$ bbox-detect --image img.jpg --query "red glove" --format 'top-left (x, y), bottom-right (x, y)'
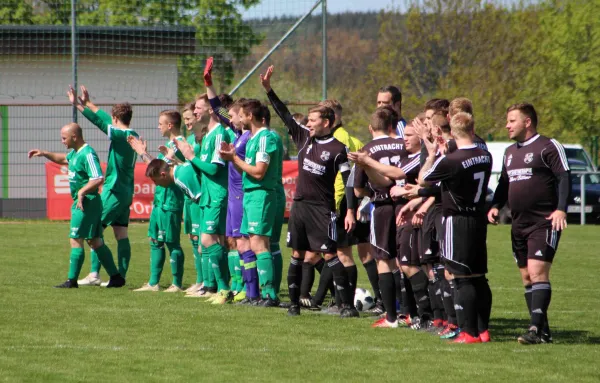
top-left (204, 57), bottom-right (213, 87)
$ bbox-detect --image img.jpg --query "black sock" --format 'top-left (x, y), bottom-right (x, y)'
top-left (531, 282), bottom-right (552, 332)
top-left (287, 258), bottom-right (302, 305)
top-left (300, 262), bottom-right (315, 298)
top-left (435, 266), bottom-right (447, 320)
top-left (363, 259), bottom-right (381, 301)
top-left (409, 270), bottom-right (432, 320)
top-left (328, 257), bottom-right (352, 306)
top-left (401, 272), bottom-right (418, 317)
top-left (315, 258), bottom-right (325, 273)
top-left (313, 262), bottom-right (332, 305)
top-left (393, 269), bottom-right (403, 311)
top-left (452, 279), bottom-right (464, 328)
top-left (346, 265), bottom-right (358, 305)
top-left (379, 272), bottom-right (397, 322)
top-left (429, 276), bottom-right (444, 321)
top-left (524, 284), bottom-right (533, 318)
top-left (455, 277), bottom-right (478, 337)
top-left (442, 278), bottom-right (457, 325)
top-left (473, 275), bottom-right (492, 333)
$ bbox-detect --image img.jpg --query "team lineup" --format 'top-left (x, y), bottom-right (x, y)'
top-left (28, 57), bottom-right (570, 345)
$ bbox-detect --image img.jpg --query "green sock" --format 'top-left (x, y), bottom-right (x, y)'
top-left (117, 238), bottom-right (131, 278)
top-left (228, 251), bottom-right (239, 291)
top-left (167, 243), bottom-right (184, 288)
top-left (236, 257), bottom-right (244, 292)
top-left (271, 243), bottom-right (283, 295)
top-left (201, 245), bottom-right (215, 288)
top-left (68, 247), bottom-right (85, 280)
top-left (207, 243), bottom-right (229, 292)
top-left (191, 239), bottom-right (203, 284)
top-left (149, 241), bottom-right (166, 286)
top-left (89, 249), bottom-right (101, 274)
top-left (257, 251), bottom-right (275, 299)
top-left (94, 244), bottom-right (119, 277)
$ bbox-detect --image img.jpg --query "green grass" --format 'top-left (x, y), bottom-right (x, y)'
top-left (0, 222), bottom-right (599, 382)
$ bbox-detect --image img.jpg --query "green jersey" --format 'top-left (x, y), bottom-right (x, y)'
top-left (197, 124), bottom-right (230, 207)
top-left (186, 133), bottom-right (202, 157)
top-left (81, 108), bottom-right (138, 197)
top-left (66, 144), bottom-right (103, 201)
top-left (173, 162), bottom-right (202, 202)
top-left (153, 137), bottom-right (185, 211)
top-left (225, 127), bottom-right (237, 144)
top-left (270, 130), bottom-right (285, 188)
top-left (243, 127), bottom-right (281, 191)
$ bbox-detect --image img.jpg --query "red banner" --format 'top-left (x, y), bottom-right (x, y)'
top-left (45, 161), bottom-right (299, 220)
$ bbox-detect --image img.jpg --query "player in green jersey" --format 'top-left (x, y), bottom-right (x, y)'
top-left (28, 123), bottom-right (125, 288)
top-left (219, 99), bottom-right (283, 306)
top-left (182, 103), bottom-right (211, 293)
top-left (173, 94), bottom-right (232, 304)
top-left (67, 86), bottom-right (138, 287)
top-left (128, 111), bottom-right (186, 292)
top-left (261, 105), bottom-right (286, 297)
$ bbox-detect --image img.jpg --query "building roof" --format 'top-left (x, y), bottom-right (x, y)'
top-left (0, 26), bottom-right (196, 55)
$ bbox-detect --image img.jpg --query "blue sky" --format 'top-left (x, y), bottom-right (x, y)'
top-left (240, 0), bottom-right (399, 19)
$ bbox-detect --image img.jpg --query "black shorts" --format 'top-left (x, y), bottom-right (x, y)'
top-left (511, 222), bottom-right (561, 268)
top-left (398, 224), bottom-right (420, 266)
top-left (420, 204), bottom-right (441, 264)
top-left (369, 203), bottom-right (397, 261)
top-left (287, 200), bottom-right (337, 253)
top-left (441, 215), bottom-right (487, 276)
top-left (353, 221), bottom-right (370, 244)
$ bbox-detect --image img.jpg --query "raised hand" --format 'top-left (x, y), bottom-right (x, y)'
top-left (78, 85), bottom-right (90, 105)
top-left (218, 141), bottom-right (236, 161)
top-left (28, 149), bottom-right (44, 159)
top-left (158, 145), bottom-right (176, 161)
top-left (259, 65), bottom-right (274, 92)
top-left (67, 85), bottom-right (78, 105)
top-left (204, 57), bottom-right (213, 87)
top-left (127, 136), bottom-right (148, 156)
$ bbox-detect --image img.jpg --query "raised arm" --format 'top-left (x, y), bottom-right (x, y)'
top-left (127, 136), bottom-right (153, 164)
top-left (204, 57), bottom-right (236, 130)
top-left (69, 85), bottom-right (110, 134)
top-left (28, 149), bottom-right (68, 165)
top-left (260, 66), bottom-right (307, 145)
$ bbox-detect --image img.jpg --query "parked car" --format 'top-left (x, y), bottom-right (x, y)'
top-left (487, 142), bottom-right (600, 224)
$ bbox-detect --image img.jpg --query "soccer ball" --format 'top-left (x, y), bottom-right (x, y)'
top-left (354, 287), bottom-right (375, 311)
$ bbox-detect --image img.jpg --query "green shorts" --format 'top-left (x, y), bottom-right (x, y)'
top-left (241, 189), bottom-right (275, 237)
top-left (200, 204), bottom-right (227, 235)
top-left (101, 190), bottom-right (132, 227)
top-left (148, 206), bottom-right (183, 244)
top-left (69, 195), bottom-right (103, 239)
top-left (184, 199), bottom-right (202, 236)
top-left (270, 187), bottom-right (286, 244)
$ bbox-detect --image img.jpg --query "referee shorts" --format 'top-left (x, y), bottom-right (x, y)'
top-left (441, 215), bottom-right (487, 276)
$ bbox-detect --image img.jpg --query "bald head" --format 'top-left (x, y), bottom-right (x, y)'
top-left (61, 123), bottom-right (83, 138)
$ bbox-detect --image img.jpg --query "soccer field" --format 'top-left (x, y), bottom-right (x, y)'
top-left (0, 222), bottom-right (599, 382)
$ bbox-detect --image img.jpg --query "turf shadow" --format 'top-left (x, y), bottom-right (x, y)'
top-left (490, 317), bottom-right (600, 344)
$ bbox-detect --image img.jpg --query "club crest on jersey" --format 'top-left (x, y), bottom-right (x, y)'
top-left (524, 153), bottom-right (534, 164)
top-left (320, 151), bottom-right (330, 161)
top-left (506, 154), bottom-right (512, 167)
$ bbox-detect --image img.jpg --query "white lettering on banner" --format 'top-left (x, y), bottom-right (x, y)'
top-left (282, 177), bottom-right (296, 185)
top-left (131, 201), bottom-right (152, 215)
top-left (134, 183), bottom-right (156, 195)
top-left (303, 158), bottom-right (326, 175)
top-left (54, 174), bottom-right (70, 194)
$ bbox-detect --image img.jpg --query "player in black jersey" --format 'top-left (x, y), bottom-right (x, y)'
top-left (352, 121), bottom-right (435, 329)
top-left (351, 108), bottom-right (407, 327)
top-left (420, 112), bottom-right (493, 344)
top-left (488, 103), bottom-right (570, 345)
top-left (377, 86), bottom-right (406, 139)
top-left (260, 66), bottom-right (359, 318)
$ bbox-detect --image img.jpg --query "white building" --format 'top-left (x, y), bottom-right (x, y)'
top-left (0, 26), bottom-right (196, 217)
